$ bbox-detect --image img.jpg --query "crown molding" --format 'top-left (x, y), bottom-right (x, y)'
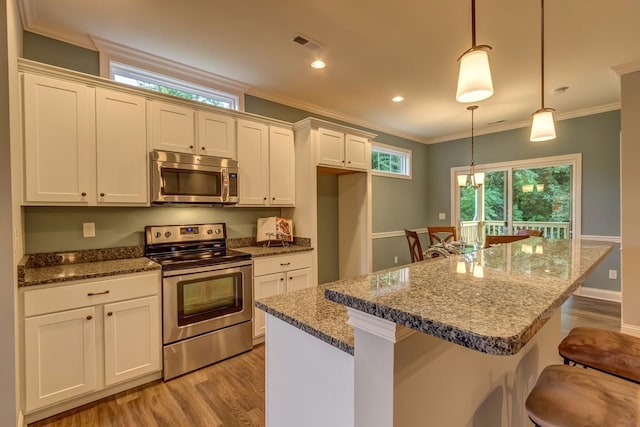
top-left (429, 102), bottom-right (621, 144)
top-left (248, 88), bottom-right (431, 145)
top-left (612, 60), bottom-right (640, 76)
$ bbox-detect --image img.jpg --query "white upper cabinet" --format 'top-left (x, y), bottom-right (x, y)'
top-left (148, 101), bottom-right (196, 154)
top-left (96, 88), bottom-right (148, 204)
top-left (237, 119), bottom-right (270, 205)
top-left (22, 73), bottom-right (148, 206)
top-left (317, 127), bottom-right (345, 168)
top-left (268, 126), bottom-right (295, 206)
top-left (198, 111), bottom-right (236, 158)
top-left (23, 73), bottom-right (95, 204)
top-left (236, 120), bottom-right (294, 207)
top-left (317, 127), bottom-right (370, 171)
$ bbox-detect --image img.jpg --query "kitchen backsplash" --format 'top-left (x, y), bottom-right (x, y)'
top-left (24, 206), bottom-right (282, 253)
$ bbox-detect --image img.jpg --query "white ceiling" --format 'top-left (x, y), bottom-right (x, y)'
top-left (18, 0), bottom-right (640, 143)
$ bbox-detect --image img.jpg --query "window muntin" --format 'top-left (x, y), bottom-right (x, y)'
top-left (110, 62), bottom-right (239, 110)
top-left (371, 143), bottom-right (412, 179)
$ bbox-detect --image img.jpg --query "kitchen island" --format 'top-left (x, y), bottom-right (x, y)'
top-left (256, 238), bottom-right (614, 427)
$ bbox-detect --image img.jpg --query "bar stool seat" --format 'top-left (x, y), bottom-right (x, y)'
top-left (559, 327), bottom-right (640, 383)
top-left (525, 365), bottom-right (640, 427)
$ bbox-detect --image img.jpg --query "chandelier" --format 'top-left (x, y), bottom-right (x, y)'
top-left (530, 0), bottom-right (556, 141)
top-left (458, 105), bottom-right (484, 189)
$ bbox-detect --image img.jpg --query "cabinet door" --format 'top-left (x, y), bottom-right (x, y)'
top-left (253, 272), bottom-right (286, 338)
top-left (104, 296), bottom-right (161, 386)
top-left (317, 127), bottom-right (345, 168)
top-left (286, 267), bottom-right (313, 292)
top-left (198, 111), bottom-right (236, 158)
top-left (96, 88), bottom-right (148, 204)
top-left (345, 134), bottom-right (369, 170)
top-left (268, 126), bottom-right (295, 206)
top-left (237, 119), bottom-right (269, 205)
top-left (23, 73), bottom-right (95, 204)
top-left (149, 101), bottom-right (195, 154)
top-left (25, 307), bottom-right (97, 411)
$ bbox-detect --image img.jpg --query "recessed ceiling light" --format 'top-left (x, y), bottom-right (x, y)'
top-left (311, 60), bottom-right (326, 69)
top-left (392, 96), bottom-right (404, 102)
top-left (551, 86), bottom-right (570, 95)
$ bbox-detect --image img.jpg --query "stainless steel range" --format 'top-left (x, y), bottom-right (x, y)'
top-left (145, 223), bottom-right (253, 380)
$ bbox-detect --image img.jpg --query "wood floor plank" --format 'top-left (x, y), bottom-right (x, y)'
top-left (30, 298), bottom-right (621, 427)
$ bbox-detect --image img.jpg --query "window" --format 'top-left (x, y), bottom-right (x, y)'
top-left (371, 143), bottom-right (412, 179)
top-left (110, 62), bottom-right (239, 110)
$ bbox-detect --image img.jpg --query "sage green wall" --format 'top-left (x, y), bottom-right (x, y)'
top-left (317, 174), bottom-right (339, 284)
top-left (24, 206), bottom-right (280, 253)
top-left (23, 31), bottom-right (99, 75)
top-left (426, 110), bottom-right (621, 291)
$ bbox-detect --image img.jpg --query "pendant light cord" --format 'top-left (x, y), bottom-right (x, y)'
top-left (471, 0), bottom-right (477, 47)
top-left (540, 0), bottom-right (545, 109)
top-left (471, 107), bottom-right (475, 166)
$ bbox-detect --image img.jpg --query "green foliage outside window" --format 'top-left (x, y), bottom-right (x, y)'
top-left (372, 151), bottom-right (403, 174)
top-left (460, 165), bottom-right (571, 223)
top-left (134, 81), bottom-right (231, 108)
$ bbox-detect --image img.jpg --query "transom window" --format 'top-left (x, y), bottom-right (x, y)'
top-left (110, 62), bottom-right (239, 110)
top-left (371, 143), bottom-right (412, 179)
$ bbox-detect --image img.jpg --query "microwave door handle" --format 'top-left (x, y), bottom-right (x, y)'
top-left (222, 169), bottom-right (229, 202)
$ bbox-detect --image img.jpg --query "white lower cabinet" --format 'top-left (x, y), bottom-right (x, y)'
top-left (253, 252), bottom-right (314, 338)
top-left (23, 272), bottom-right (161, 413)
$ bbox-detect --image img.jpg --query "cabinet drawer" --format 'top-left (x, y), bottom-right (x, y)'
top-left (253, 252), bottom-right (312, 276)
top-left (24, 272), bottom-right (160, 317)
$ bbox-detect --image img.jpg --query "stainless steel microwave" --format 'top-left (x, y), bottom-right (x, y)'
top-left (150, 150), bottom-right (239, 205)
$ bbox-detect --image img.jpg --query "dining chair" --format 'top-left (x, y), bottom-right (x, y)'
top-left (515, 229), bottom-right (543, 237)
top-left (483, 234), bottom-right (529, 248)
top-left (404, 229), bottom-right (424, 263)
top-left (427, 226), bottom-right (457, 246)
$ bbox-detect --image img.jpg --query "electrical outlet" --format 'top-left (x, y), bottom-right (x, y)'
top-left (438, 213), bottom-right (446, 220)
top-left (609, 269), bottom-right (618, 280)
top-left (394, 256), bottom-right (398, 264)
top-left (83, 222), bottom-right (96, 238)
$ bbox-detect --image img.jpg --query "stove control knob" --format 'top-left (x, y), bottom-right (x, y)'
top-left (165, 231), bottom-right (172, 238)
top-left (207, 229), bottom-right (213, 235)
top-left (215, 229), bottom-right (221, 235)
top-left (154, 232), bottom-right (162, 238)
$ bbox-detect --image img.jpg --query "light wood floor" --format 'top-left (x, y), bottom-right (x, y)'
top-left (30, 295), bottom-right (621, 427)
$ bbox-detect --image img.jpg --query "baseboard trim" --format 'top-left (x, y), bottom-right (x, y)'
top-left (580, 235), bottom-right (621, 243)
top-left (621, 323), bottom-right (640, 337)
top-left (573, 286), bottom-right (621, 302)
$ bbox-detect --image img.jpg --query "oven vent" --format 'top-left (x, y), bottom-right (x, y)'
top-left (292, 33), bottom-right (322, 51)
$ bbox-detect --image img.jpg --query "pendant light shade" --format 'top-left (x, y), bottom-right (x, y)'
top-left (530, 0), bottom-right (556, 142)
top-left (456, 48), bottom-right (493, 103)
top-left (530, 108), bottom-right (556, 141)
top-left (456, 0), bottom-right (494, 103)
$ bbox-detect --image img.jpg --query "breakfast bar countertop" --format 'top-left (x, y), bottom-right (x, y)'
top-left (257, 238), bottom-right (614, 357)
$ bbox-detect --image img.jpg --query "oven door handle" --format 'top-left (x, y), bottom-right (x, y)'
top-left (161, 260), bottom-right (253, 278)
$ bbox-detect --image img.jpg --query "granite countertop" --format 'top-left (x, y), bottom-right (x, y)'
top-left (257, 238), bottom-right (614, 357)
top-left (234, 244), bottom-right (314, 258)
top-left (255, 285), bottom-right (354, 355)
top-left (323, 238), bottom-right (614, 356)
top-left (18, 246), bottom-right (161, 287)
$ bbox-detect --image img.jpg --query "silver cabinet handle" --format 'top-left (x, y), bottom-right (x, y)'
top-left (87, 290), bottom-right (110, 296)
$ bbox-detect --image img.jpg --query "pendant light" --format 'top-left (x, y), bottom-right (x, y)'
top-left (456, 0), bottom-right (494, 103)
top-left (458, 105), bottom-right (485, 189)
top-left (530, 0), bottom-right (556, 142)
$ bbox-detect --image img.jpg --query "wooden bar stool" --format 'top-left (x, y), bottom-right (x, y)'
top-left (525, 364), bottom-right (640, 426)
top-left (559, 327), bottom-right (640, 383)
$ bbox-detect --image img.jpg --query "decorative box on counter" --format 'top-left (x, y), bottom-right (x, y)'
top-left (257, 217), bottom-right (293, 247)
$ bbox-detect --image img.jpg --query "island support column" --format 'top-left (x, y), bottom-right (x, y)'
top-left (347, 308), bottom-right (414, 427)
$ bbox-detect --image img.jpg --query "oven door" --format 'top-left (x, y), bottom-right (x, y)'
top-left (162, 261), bottom-right (252, 344)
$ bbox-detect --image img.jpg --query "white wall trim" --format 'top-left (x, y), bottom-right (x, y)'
top-left (372, 228), bottom-right (428, 240)
top-left (19, 2), bottom-right (97, 50)
top-left (430, 102), bottom-right (621, 144)
top-left (580, 235), bottom-right (621, 243)
top-left (621, 323), bottom-right (640, 337)
top-left (612, 60), bottom-right (640, 76)
top-left (574, 286), bottom-right (621, 303)
top-left (18, 411), bottom-right (24, 427)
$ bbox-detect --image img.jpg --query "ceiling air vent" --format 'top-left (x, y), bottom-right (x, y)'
top-left (292, 33), bottom-right (322, 51)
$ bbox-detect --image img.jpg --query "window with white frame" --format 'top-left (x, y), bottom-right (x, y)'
top-left (110, 62), bottom-right (240, 110)
top-left (371, 143), bottom-right (412, 179)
